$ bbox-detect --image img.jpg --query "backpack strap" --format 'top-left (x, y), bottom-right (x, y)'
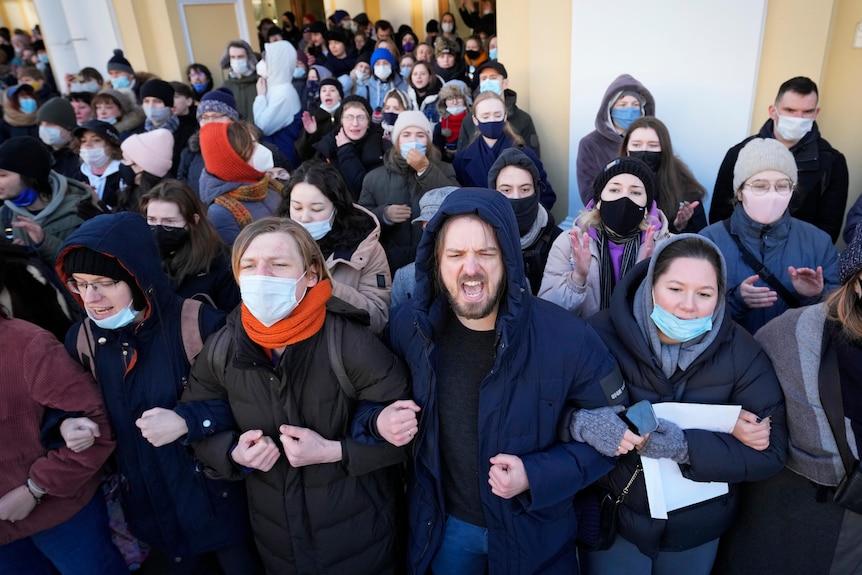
top-left (723, 219), bottom-right (800, 308)
top-left (203, 325), bottom-right (232, 381)
top-left (180, 298), bottom-right (205, 365)
top-left (75, 319), bottom-right (98, 382)
top-left (325, 316), bottom-right (356, 400)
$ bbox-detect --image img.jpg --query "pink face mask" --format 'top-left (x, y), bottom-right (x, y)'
top-left (740, 190), bottom-right (791, 225)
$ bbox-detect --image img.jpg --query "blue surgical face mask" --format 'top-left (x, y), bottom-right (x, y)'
top-left (192, 83), bottom-right (208, 94)
top-left (650, 299), bottom-right (713, 343)
top-left (400, 140), bottom-right (427, 158)
top-left (11, 187), bottom-right (38, 207)
top-left (110, 75), bottom-right (131, 90)
top-left (19, 98), bottom-right (37, 114)
top-left (489, 48), bottom-right (498, 60)
top-left (400, 66), bottom-right (411, 79)
top-left (293, 67), bottom-right (307, 79)
top-left (87, 303), bottom-right (138, 330)
top-left (446, 105), bottom-right (466, 115)
top-left (37, 54), bottom-right (49, 64)
top-left (479, 79), bottom-right (502, 95)
top-left (102, 116), bottom-right (118, 125)
top-left (298, 209), bottom-right (335, 241)
top-left (611, 106), bottom-right (641, 130)
top-left (143, 105), bottom-right (172, 124)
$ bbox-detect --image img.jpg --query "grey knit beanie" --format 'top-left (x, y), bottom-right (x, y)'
top-left (732, 138), bottom-right (798, 191)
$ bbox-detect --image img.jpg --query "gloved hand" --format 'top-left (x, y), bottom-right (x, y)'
top-left (638, 418), bottom-right (689, 463)
top-left (569, 406), bottom-right (628, 457)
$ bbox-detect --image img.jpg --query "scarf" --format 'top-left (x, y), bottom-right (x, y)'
top-left (597, 226), bottom-right (640, 310)
top-left (440, 111), bottom-right (465, 144)
top-left (241, 279), bottom-right (332, 350)
top-left (214, 177), bottom-right (282, 228)
top-left (144, 113), bottom-right (180, 133)
top-left (3, 98), bottom-right (36, 126)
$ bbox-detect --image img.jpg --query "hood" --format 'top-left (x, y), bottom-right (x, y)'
top-left (114, 105), bottom-right (145, 134)
top-left (98, 88), bottom-right (137, 114)
top-left (261, 40), bottom-right (296, 86)
top-left (198, 169), bottom-right (251, 204)
top-left (219, 40), bottom-right (258, 70)
top-left (486, 147), bottom-right (541, 190)
top-left (414, 187), bottom-right (528, 322)
top-left (55, 212), bottom-right (173, 324)
top-left (3, 171), bottom-right (88, 224)
top-left (594, 74), bottom-right (655, 140)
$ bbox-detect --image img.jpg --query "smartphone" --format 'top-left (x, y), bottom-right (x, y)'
top-left (619, 400), bottom-right (658, 435)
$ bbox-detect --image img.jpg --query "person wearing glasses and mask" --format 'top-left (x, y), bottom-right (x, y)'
top-left (700, 138), bottom-right (838, 334)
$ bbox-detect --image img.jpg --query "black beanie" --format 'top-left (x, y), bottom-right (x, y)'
top-left (63, 247), bottom-right (146, 309)
top-left (140, 79), bottom-right (174, 107)
top-left (592, 156), bottom-right (656, 208)
top-left (0, 136), bottom-right (51, 182)
top-left (107, 49), bottom-right (134, 75)
top-left (319, 77), bottom-right (344, 99)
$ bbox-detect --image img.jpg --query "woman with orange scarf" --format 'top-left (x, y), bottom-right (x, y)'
top-left (199, 121), bottom-right (283, 245)
top-left (181, 217), bottom-right (415, 574)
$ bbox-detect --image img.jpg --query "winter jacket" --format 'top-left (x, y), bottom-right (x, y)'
top-left (359, 149), bottom-right (458, 273)
top-left (327, 204), bottom-right (392, 334)
top-left (253, 41), bottom-right (303, 166)
top-left (99, 88), bottom-right (145, 141)
top-left (388, 188), bottom-right (621, 575)
top-left (576, 74), bottom-right (655, 204)
top-left (708, 121), bottom-right (849, 243)
top-left (49, 145), bottom-right (83, 180)
top-left (294, 106), bottom-right (339, 162)
top-left (182, 303), bottom-right (411, 574)
top-left (172, 249), bottom-right (241, 313)
top-left (314, 123), bottom-right (391, 201)
top-left (78, 159), bottom-right (121, 208)
top-left (457, 89), bottom-right (541, 158)
top-left (0, 318), bottom-right (115, 546)
top-left (1, 171), bottom-right (90, 265)
top-left (539, 201), bottom-right (671, 319)
top-left (54, 212), bottom-right (251, 560)
top-left (223, 71), bottom-right (259, 124)
top-left (407, 85), bottom-right (440, 125)
top-left (199, 170), bottom-right (283, 246)
top-left (169, 113), bottom-right (198, 177)
top-left (453, 135), bottom-right (555, 208)
top-left (586, 237), bottom-right (787, 558)
top-left (700, 205), bottom-right (838, 334)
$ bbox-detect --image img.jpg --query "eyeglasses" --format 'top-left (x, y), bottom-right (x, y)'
top-left (66, 279), bottom-right (121, 294)
top-left (743, 179), bottom-right (795, 196)
top-left (199, 113), bottom-right (227, 122)
top-left (148, 223), bottom-right (187, 232)
top-left (189, 72), bottom-right (207, 79)
top-left (342, 114), bottom-right (368, 124)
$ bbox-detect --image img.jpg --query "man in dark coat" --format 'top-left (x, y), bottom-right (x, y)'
top-left (708, 76), bottom-right (848, 243)
top-left (387, 188), bottom-right (625, 574)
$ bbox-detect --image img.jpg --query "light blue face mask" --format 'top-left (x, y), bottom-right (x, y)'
top-left (110, 75), bottom-right (131, 90)
top-left (400, 140), bottom-right (427, 158)
top-left (479, 79), bottom-right (502, 95)
top-left (19, 98), bottom-right (37, 114)
top-left (143, 105), bottom-right (172, 124)
top-left (298, 209), bottom-right (335, 241)
top-left (88, 303), bottom-right (138, 330)
top-left (293, 67), bottom-right (307, 79)
top-left (650, 300), bottom-right (713, 343)
top-left (611, 106), bottom-right (641, 130)
top-left (102, 116), bottom-right (118, 125)
top-left (489, 48), bottom-right (498, 60)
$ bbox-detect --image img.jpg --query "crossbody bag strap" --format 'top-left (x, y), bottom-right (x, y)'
top-left (817, 320), bottom-right (856, 475)
top-left (723, 219), bottom-right (800, 308)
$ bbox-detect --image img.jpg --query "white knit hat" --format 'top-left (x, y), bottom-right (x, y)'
top-left (732, 138), bottom-right (797, 191)
top-left (392, 111), bottom-right (432, 144)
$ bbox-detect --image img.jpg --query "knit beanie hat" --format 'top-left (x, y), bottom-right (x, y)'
top-left (592, 156), bottom-right (656, 208)
top-left (196, 87), bottom-right (239, 122)
top-left (392, 111), bottom-right (432, 144)
top-left (840, 229), bottom-right (862, 284)
top-left (319, 77), bottom-right (344, 100)
top-left (732, 137), bottom-right (798, 191)
top-left (199, 122), bottom-right (263, 183)
top-left (434, 36), bottom-right (458, 57)
top-left (0, 136), bottom-right (51, 182)
top-left (140, 79), bottom-right (174, 107)
top-left (62, 246), bottom-right (146, 310)
top-left (107, 49), bottom-right (134, 75)
top-left (326, 29), bottom-right (348, 48)
top-left (413, 185), bottom-right (458, 223)
top-left (121, 129), bottom-right (174, 177)
top-left (308, 21), bottom-right (326, 34)
top-left (331, 10), bottom-right (349, 25)
top-left (36, 97), bottom-right (77, 132)
top-left (371, 47), bottom-right (396, 68)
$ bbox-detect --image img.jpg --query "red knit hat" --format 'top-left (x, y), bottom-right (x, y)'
top-left (200, 122), bottom-right (263, 183)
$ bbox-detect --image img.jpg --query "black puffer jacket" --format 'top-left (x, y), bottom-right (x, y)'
top-left (183, 302), bottom-right (410, 574)
top-left (587, 241), bottom-right (787, 558)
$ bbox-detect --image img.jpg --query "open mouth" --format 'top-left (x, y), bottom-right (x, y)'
top-left (462, 279), bottom-right (485, 301)
top-left (87, 305), bottom-right (114, 318)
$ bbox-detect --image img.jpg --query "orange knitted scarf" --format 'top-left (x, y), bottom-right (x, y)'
top-left (241, 279), bottom-right (332, 350)
top-left (214, 177), bottom-right (283, 228)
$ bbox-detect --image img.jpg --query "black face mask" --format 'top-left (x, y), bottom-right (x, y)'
top-left (150, 225), bottom-right (190, 258)
top-left (629, 150), bottom-right (662, 172)
top-left (509, 195), bottom-right (539, 237)
top-left (118, 163), bottom-right (137, 189)
top-left (599, 196), bottom-right (645, 236)
top-left (465, 49), bottom-right (481, 60)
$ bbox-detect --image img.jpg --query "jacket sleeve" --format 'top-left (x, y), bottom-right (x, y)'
top-left (538, 230), bottom-right (585, 313)
top-left (177, 147), bottom-right (191, 184)
top-left (680, 332), bottom-right (787, 484)
top-left (339, 320), bottom-right (411, 476)
top-left (708, 146), bottom-right (740, 224)
top-left (678, 201), bottom-right (708, 234)
top-left (27, 328), bottom-right (116, 498)
top-left (207, 203), bottom-right (241, 246)
top-left (456, 119), bottom-right (475, 152)
top-left (252, 94), bottom-right (287, 136)
top-left (330, 242), bottom-right (392, 335)
top-left (358, 169), bottom-right (388, 225)
top-left (459, 7), bottom-right (480, 28)
top-left (418, 160), bottom-right (460, 191)
top-left (336, 142), bottom-right (369, 199)
top-left (576, 136), bottom-right (601, 206)
top-left (815, 149), bottom-right (849, 243)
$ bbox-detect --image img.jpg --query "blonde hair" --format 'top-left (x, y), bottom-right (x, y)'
top-left (470, 91), bottom-right (523, 146)
top-left (231, 217), bottom-right (332, 282)
top-left (825, 272), bottom-right (862, 342)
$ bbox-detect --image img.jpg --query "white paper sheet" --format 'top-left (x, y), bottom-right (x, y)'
top-left (641, 403), bottom-right (741, 519)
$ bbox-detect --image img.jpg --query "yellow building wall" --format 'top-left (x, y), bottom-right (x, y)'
top-left (184, 4), bottom-right (241, 86)
top-left (0, 0), bottom-right (35, 32)
top-left (111, 0), bottom-right (187, 81)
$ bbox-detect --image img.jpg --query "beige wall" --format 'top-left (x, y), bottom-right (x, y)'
top-left (111, 0), bottom-right (187, 81)
top-left (184, 3), bottom-right (241, 86)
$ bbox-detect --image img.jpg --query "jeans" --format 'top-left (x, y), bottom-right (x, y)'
top-left (431, 515), bottom-right (489, 575)
top-left (580, 533), bottom-right (719, 575)
top-left (0, 492), bottom-right (127, 575)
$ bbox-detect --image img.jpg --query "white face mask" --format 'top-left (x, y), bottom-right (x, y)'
top-left (374, 65), bottom-right (391, 80)
top-left (774, 115), bottom-right (813, 143)
top-left (298, 209), bottom-right (335, 241)
top-left (80, 147), bottom-right (109, 167)
top-left (240, 273), bottom-right (306, 327)
top-left (446, 105), bottom-right (466, 115)
top-left (143, 105), bottom-right (171, 124)
top-left (230, 58), bottom-right (249, 75)
top-left (441, 22), bottom-right (454, 33)
top-left (256, 60), bottom-right (268, 78)
top-left (39, 125), bottom-right (66, 147)
top-left (740, 189), bottom-right (792, 225)
top-left (249, 143), bottom-right (274, 172)
top-left (71, 80), bottom-right (100, 93)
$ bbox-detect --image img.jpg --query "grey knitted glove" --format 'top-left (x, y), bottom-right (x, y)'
top-left (569, 406), bottom-right (628, 457)
top-left (638, 418), bottom-right (689, 463)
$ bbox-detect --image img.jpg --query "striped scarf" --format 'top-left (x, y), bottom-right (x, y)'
top-left (214, 177), bottom-right (283, 229)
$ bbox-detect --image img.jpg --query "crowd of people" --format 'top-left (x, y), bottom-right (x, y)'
top-left (0, 2), bottom-right (860, 574)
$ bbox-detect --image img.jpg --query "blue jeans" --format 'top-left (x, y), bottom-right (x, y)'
top-left (580, 533), bottom-right (719, 575)
top-left (430, 515), bottom-right (489, 575)
top-left (0, 492), bottom-right (127, 575)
